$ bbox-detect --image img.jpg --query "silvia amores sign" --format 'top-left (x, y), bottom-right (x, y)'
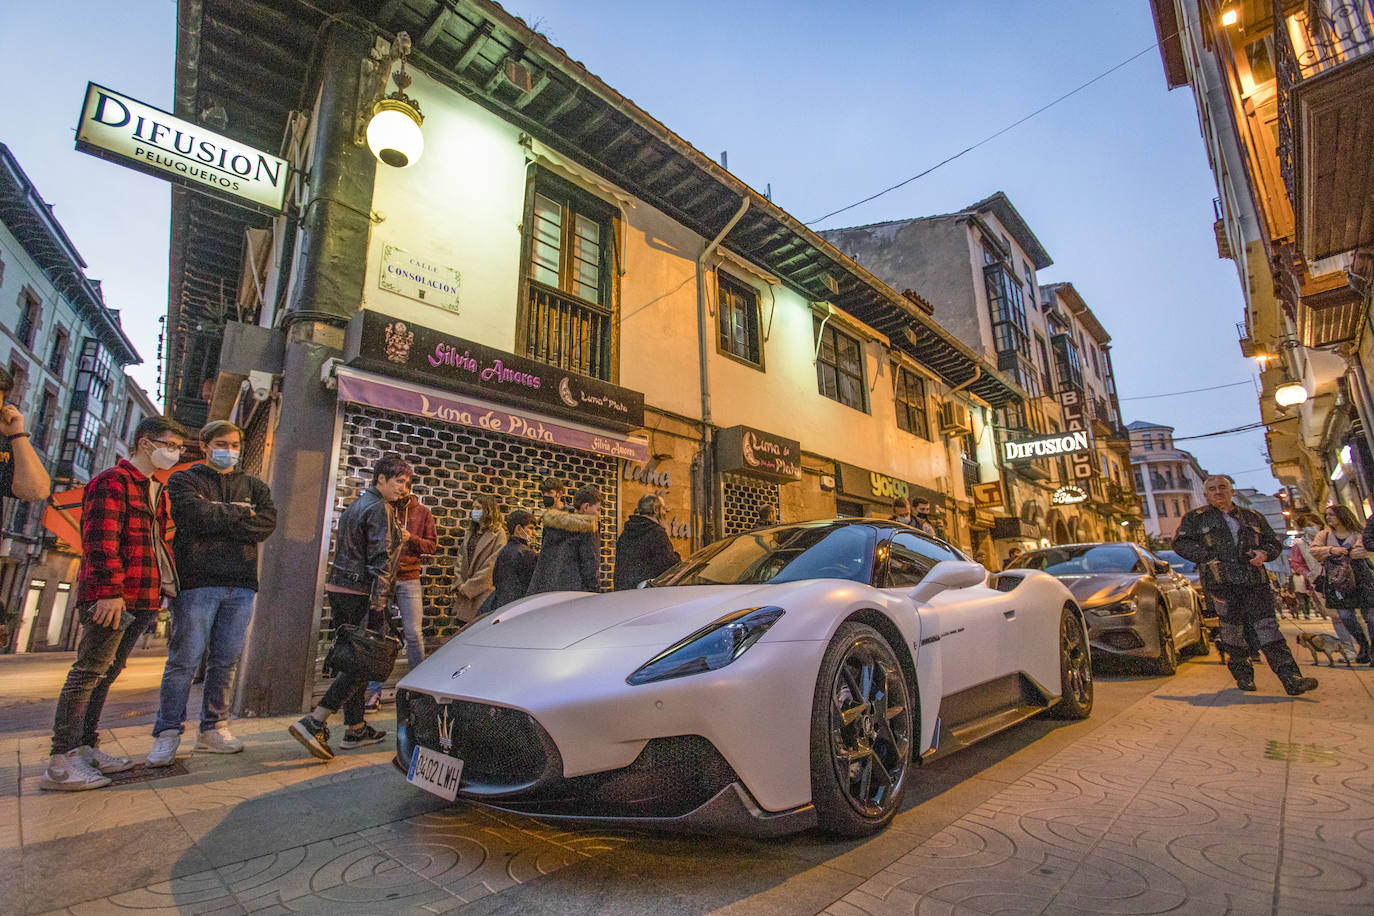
top-left (345, 310), bottom-right (644, 431)
top-left (75, 83), bottom-right (289, 213)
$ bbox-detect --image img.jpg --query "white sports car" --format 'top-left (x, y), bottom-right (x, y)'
top-left (394, 519), bottom-right (1092, 836)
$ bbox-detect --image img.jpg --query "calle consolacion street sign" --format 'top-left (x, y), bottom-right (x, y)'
top-left (75, 82), bottom-right (289, 213)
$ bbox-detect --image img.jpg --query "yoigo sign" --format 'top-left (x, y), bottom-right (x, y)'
top-left (75, 83), bottom-right (289, 212)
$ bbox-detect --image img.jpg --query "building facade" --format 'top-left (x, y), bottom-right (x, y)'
top-left (0, 144), bottom-right (146, 652)
top-left (160, 0), bottom-right (1028, 714)
top-left (1128, 420), bottom-right (1210, 541)
top-left (1149, 0), bottom-right (1374, 521)
top-left (821, 196), bottom-right (1142, 562)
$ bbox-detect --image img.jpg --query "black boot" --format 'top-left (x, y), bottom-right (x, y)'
top-left (1264, 641), bottom-right (1317, 696)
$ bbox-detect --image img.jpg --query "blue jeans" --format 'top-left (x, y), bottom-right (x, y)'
top-left (154, 586), bottom-right (256, 735)
top-left (394, 578), bottom-right (425, 669)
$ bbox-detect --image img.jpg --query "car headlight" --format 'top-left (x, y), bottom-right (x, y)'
top-left (626, 606), bottom-right (785, 685)
top-left (1088, 600), bottom-right (1134, 618)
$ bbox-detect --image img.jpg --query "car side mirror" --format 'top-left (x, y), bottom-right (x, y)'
top-left (909, 560), bottom-right (988, 603)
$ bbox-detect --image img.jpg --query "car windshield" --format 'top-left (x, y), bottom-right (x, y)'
top-left (1155, 550), bottom-right (1195, 573)
top-left (1010, 544), bottom-right (1141, 575)
top-left (652, 523), bottom-right (877, 587)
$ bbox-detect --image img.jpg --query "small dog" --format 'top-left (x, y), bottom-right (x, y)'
top-left (1295, 629), bottom-right (1357, 667)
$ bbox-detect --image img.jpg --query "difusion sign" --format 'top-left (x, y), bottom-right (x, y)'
top-left (75, 82), bottom-right (289, 212)
top-left (1002, 430), bottom-right (1090, 462)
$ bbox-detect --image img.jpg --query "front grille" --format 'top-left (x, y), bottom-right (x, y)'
top-left (1098, 629), bottom-right (1145, 651)
top-left (398, 690), bottom-right (559, 792)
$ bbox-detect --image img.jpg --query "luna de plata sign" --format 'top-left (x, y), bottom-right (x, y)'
top-left (75, 82), bottom-right (289, 213)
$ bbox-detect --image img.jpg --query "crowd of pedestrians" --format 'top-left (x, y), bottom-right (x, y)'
top-left (21, 414), bottom-right (1370, 784)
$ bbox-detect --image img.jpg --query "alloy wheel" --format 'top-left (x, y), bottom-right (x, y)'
top-left (828, 641), bottom-right (912, 818)
top-left (1062, 612), bottom-right (1091, 708)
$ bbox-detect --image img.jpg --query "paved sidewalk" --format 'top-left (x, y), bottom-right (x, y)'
top-left (2, 623), bottom-right (1371, 914)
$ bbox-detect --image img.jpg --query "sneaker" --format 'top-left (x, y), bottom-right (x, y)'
top-left (289, 716), bottom-right (334, 760)
top-left (339, 723), bottom-right (387, 750)
top-left (83, 744), bottom-right (135, 774)
top-left (363, 691), bottom-right (381, 712)
top-left (195, 725), bottom-right (244, 754)
top-left (1236, 678), bottom-right (1257, 692)
top-left (39, 749), bottom-right (112, 791)
top-left (146, 729), bottom-right (182, 767)
top-left (1284, 676), bottom-right (1319, 697)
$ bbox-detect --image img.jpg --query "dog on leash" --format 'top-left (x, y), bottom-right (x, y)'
top-left (1295, 629), bottom-right (1357, 667)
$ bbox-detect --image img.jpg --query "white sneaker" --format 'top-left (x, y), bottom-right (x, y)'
top-left (146, 729), bottom-right (182, 767)
top-left (39, 749), bottom-right (111, 791)
top-left (83, 744), bottom-right (135, 774)
top-left (194, 725), bottom-right (244, 754)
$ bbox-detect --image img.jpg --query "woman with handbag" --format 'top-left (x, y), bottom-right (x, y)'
top-left (1311, 504), bottom-right (1374, 664)
top-left (289, 457), bottom-right (411, 760)
top-left (1288, 513), bottom-right (1324, 621)
top-left (453, 495), bottom-right (506, 624)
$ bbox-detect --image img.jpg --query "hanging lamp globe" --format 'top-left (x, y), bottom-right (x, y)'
top-left (1274, 380), bottom-right (1308, 407)
top-left (367, 95), bottom-right (424, 168)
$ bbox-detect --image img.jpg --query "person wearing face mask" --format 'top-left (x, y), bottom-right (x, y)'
top-left (1288, 513), bottom-right (1324, 622)
top-left (41, 417), bottom-right (186, 791)
top-left (488, 509), bottom-right (539, 613)
top-left (453, 495), bottom-right (506, 623)
top-left (146, 421), bottom-right (277, 766)
top-left (614, 495), bottom-right (681, 590)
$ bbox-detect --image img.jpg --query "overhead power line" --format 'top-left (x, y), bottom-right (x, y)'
top-left (1172, 416), bottom-right (1296, 443)
top-left (1119, 380), bottom-right (1254, 401)
top-left (805, 40), bottom-right (1163, 226)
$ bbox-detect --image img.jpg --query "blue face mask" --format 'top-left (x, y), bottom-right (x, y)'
top-left (208, 448), bottom-right (239, 470)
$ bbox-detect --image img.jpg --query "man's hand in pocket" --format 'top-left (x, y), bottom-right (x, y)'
top-left (92, 597), bottom-right (126, 628)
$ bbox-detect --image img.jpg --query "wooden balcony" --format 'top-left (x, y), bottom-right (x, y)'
top-left (523, 281), bottom-right (614, 381)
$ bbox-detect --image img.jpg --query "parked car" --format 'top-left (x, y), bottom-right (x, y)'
top-left (394, 519), bottom-right (1092, 837)
top-left (1153, 548), bottom-right (1216, 627)
top-left (1008, 542), bottom-right (1208, 674)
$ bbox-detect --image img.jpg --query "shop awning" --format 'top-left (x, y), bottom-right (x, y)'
top-left (335, 367), bottom-right (649, 463)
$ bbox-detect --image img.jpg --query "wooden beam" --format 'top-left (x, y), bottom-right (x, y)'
top-left (514, 71), bottom-right (551, 110)
top-left (542, 87), bottom-right (582, 125)
top-left (453, 21), bottom-right (494, 72)
top-left (418, 5), bottom-right (454, 49)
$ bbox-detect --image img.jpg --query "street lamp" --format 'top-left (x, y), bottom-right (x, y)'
top-left (366, 32), bottom-right (424, 168)
top-left (1274, 379), bottom-right (1308, 407)
top-left (1220, 7), bottom-right (1239, 27)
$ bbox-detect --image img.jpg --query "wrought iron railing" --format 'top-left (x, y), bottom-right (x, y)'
top-left (524, 281), bottom-right (613, 381)
top-left (1274, 0), bottom-right (1374, 202)
top-left (962, 458), bottom-right (980, 491)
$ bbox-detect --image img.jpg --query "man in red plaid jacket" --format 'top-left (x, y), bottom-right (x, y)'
top-left (41, 416), bottom-right (188, 791)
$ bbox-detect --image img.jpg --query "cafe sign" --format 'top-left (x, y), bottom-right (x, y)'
top-left (75, 83), bottom-right (288, 212)
top-left (346, 310), bottom-right (644, 431)
top-left (716, 425), bottom-right (802, 481)
top-left (1052, 485), bottom-right (1088, 505)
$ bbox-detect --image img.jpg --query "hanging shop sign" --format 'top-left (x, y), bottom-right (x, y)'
top-left (1056, 388), bottom-right (1097, 480)
top-left (336, 367), bottom-right (648, 462)
top-left (971, 481), bottom-right (1003, 508)
top-left (379, 243), bottom-right (461, 313)
top-left (345, 310), bottom-right (644, 431)
top-left (834, 462), bottom-right (947, 509)
top-left (1002, 430), bottom-right (1090, 462)
top-left (74, 83), bottom-right (288, 213)
top-left (715, 425), bottom-right (802, 481)
top-left (1052, 485), bottom-right (1088, 505)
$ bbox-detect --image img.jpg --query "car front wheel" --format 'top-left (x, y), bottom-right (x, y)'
top-left (1151, 609), bottom-right (1178, 675)
top-left (1048, 607), bottom-right (1092, 720)
top-left (810, 622), bottom-right (913, 836)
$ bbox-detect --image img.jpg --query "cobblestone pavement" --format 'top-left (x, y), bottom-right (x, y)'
top-left (2, 621), bottom-right (1371, 915)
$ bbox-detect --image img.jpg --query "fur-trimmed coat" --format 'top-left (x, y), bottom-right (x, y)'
top-left (526, 509), bottom-right (601, 595)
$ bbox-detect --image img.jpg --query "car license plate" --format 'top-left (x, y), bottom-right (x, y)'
top-left (407, 746), bottom-right (463, 801)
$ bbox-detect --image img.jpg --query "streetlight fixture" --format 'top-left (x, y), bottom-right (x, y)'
top-left (366, 32), bottom-right (424, 168)
top-left (1220, 7), bottom-right (1239, 27)
top-left (1274, 378), bottom-right (1308, 407)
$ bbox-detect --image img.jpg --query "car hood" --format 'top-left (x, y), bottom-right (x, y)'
top-left (1053, 573), bottom-right (1140, 608)
top-left (458, 583), bottom-right (789, 651)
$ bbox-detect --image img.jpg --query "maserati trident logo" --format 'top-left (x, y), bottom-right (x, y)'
top-left (437, 706), bottom-right (454, 753)
top-left (451, 665), bottom-right (470, 679)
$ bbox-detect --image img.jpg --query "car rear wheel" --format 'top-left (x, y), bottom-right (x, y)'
top-left (1183, 606), bottom-right (1210, 657)
top-left (810, 622), bottom-right (913, 836)
top-left (1151, 610), bottom-right (1178, 675)
top-left (1048, 607), bottom-right (1093, 720)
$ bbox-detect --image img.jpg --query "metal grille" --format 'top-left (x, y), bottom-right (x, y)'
top-left (721, 473), bottom-right (780, 537)
top-left (239, 402), bottom-right (270, 478)
top-left (401, 690), bottom-right (555, 789)
top-left (524, 281), bottom-right (613, 380)
top-left (314, 404), bottom-right (619, 687)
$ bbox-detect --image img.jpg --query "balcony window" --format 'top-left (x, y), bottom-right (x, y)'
top-left (521, 172), bottom-right (617, 380)
top-left (985, 263), bottom-right (1028, 356)
top-left (33, 390), bottom-right (57, 452)
top-left (1052, 333), bottom-right (1084, 390)
top-left (48, 328), bottom-right (69, 376)
top-left (16, 290), bottom-right (41, 349)
top-left (716, 272), bottom-right (762, 368)
top-left (893, 366), bottom-right (929, 439)
top-left (815, 319), bottom-right (866, 411)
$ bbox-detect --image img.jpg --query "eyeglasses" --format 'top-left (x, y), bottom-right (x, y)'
top-left (149, 439), bottom-right (186, 452)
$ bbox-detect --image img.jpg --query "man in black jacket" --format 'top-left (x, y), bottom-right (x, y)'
top-left (147, 421), bottom-right (276, 765)
top-left (1173, 474), bottom-right (1316, 695)
top-left (526, 486), bottom-right (602, 594)
top-left (489, 509), bottom-right (538, 612)
top-left (614, 495), bottom-right (680, 589)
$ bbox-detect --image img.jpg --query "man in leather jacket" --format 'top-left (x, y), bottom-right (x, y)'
top-left (1173, 475), bottom-right (1316, 695)
top-left (289, 456), bottom-right (410, 760)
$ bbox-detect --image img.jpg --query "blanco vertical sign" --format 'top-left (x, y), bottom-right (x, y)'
top-left (75, 82), bottom-right (289, 212)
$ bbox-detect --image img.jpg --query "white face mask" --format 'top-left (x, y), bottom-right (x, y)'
top-left (150, 445), bottom-right (181, 470)
top-left (471, 508), bottom-right (484, 522)
top-left (1303, 526), bottom-right (1318, 538)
